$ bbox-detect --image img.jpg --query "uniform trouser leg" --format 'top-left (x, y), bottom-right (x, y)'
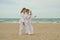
top-left (19, 23), bottom-right (24, 35)
top-left (25, 23), bottom-right (29, 34)
top-left (29, 23), bottom-right (33, 34)
top-left (25, 23), bottom-right (33, 34)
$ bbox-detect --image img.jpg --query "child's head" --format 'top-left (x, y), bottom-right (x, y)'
top-left (21, 8), bottom-right (26, 13)
top-left (26, 9), bottom-right (30, 14)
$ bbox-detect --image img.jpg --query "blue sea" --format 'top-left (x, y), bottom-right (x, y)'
top-left (0, 18), bottom-right (60, 23)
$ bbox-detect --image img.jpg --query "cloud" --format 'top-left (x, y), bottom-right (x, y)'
top-left (0, 0), bottom-right (17, 5)
top-left (0, 0), bottom-right (60, 18)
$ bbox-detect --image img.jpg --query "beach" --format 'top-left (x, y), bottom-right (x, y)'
top-left (0, 23), bottom-right (60, 40)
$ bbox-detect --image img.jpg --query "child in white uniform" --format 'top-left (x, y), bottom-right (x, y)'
top-left (19, 8), bottom-right (26, 35)
top-left (25, 9), bottom-right (33, 34)
top-left (28, 11), bottom-right (33, 34)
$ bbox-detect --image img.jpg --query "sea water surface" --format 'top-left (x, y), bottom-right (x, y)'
top-left (0, 18), bottom-right (60, 23)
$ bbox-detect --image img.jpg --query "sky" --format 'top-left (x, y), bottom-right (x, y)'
top-left (0, 0), bottom-right (60, 18)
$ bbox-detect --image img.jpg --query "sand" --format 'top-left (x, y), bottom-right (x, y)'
top-left (0, 23), bottom-right (60, 40)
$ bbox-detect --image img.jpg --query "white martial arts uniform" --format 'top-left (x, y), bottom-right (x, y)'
top-left (19, 13), bottom-right (25, 35)
top-left (19, 13), bottom-right (33, 35)
top-left (24, 13), bottom-right (33, 34)
top-left (29, 15), bottom-right (33, 34)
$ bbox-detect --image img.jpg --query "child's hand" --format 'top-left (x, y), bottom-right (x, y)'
top-left (29, 11), bottom-right (32, 15)
top-left (23, 22), bottom-right (25, 26)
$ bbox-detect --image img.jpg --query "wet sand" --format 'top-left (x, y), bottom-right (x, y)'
top-left (0, 23), bottom-right (60, 40)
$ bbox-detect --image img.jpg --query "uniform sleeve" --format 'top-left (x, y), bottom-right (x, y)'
top-left (27, 15), bottom-right (32, 19)
top-left (20, 14), bottom-right (25, 22)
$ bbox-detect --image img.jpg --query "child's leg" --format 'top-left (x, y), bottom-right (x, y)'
top-left (19, 23), bottom-right (24, 35)
top-left (25, 23), bottom-right (33, 34)
top-left (28, 23), bottom-right (33, 34)
top-left (25, 23), bottom-right (29, 34)
top-left (30, 25), bottom-right (33, 34)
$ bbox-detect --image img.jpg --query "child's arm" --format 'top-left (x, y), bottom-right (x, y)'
top-left (21, 14), bottom-right (25, 25)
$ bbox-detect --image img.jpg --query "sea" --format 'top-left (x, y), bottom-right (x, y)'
top-left (0, 18), bottom-right (60, 23)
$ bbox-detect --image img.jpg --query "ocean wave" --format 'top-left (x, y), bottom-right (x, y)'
top-left (0, 18), bottom-right (60, 23)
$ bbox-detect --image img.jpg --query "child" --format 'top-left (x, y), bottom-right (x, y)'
top-left (19, 8), bottom-right (26, 35)
top-left (24, 9), bottom-right (33, 35)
